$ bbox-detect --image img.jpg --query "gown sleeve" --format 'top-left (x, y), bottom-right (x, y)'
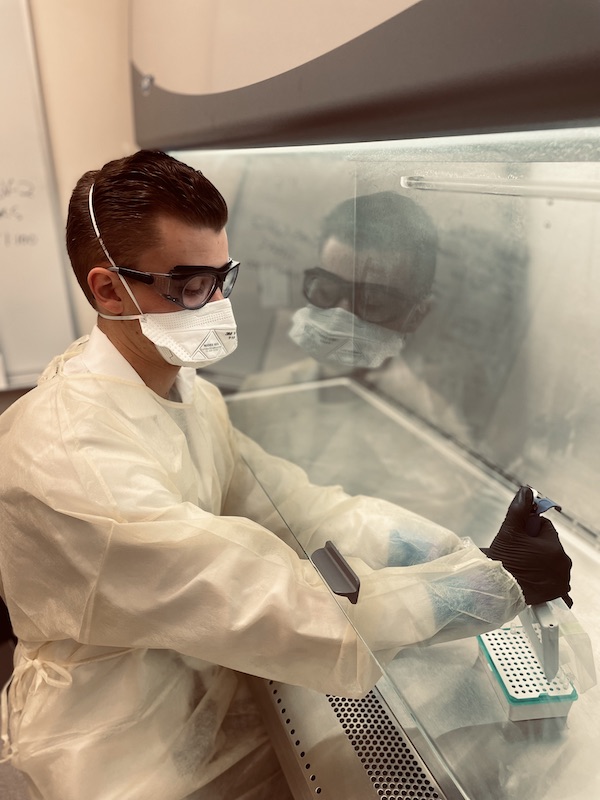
top-left (224, 427), bottom-right (525, 654)
top-left (0, 373), bottom-right (524, 701)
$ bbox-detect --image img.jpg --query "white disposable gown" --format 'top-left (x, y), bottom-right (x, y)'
top-left (0, 327), bottom-right (524, 800)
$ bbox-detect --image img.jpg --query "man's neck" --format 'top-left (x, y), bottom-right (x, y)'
top-left (97, 317), bottom-right (180, 399)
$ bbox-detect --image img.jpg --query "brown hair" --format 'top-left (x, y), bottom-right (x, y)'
top-left (319, 191), bottom-right (438, 301)
top-left (66, 150), bottom-right (228, 306)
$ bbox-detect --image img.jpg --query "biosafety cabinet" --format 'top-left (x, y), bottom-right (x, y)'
top-left (130, 1), bottom-right (600, 798)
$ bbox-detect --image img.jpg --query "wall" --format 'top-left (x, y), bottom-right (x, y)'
top-left (28, 0), bottom-right (136, 335)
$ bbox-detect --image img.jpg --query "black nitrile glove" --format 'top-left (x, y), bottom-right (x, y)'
top-left (484, 486), bottom-right (573, 607)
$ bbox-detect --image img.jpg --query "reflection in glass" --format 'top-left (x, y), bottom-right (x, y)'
top-left (175, 128), bottom-right (600, 800)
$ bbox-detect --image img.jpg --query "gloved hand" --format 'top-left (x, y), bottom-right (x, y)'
top-left (483, 486), bottom-right (573, 607)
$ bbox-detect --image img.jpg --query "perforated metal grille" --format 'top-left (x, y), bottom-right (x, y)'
top-left (327, 692), bottom-right (442, 799)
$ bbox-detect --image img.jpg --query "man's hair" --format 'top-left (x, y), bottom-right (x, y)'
top-left (66, 150), bottom-right (228, 307)
top-left (319, 191), bottom-right (438, 299)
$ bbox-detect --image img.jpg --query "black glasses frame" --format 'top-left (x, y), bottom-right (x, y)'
top-left (303, 267), bottom-right (419, 324)
top-left (109, 260), bottom-right (240, 310)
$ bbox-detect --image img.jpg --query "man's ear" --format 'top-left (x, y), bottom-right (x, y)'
top-left (404, 293), bottom-right (434, 332)
top-left (87, 267), bottom-right (127, 315)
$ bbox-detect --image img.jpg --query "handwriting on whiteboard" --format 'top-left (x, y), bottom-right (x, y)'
top-left (0, 177), bottom-right (38, 246)
top-left (0, 177), bottom-right (35, 200)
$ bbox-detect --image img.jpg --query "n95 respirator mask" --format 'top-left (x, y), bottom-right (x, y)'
top-left (289, 305), bottom-right (405, 369)
top-left (99, 286), bottom-right (238, 369)
top-left (135, 299), bottom-right (238, 368)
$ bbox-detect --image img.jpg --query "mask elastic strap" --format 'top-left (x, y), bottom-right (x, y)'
top-left (88, 183), bottom-right (144, 319)
top-left (97, 274), bottom-right (144, 321)
top-left (88, 184), bottom-right (117, 268)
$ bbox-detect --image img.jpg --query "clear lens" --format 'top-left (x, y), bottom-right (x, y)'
top-left (305, 275), bottom-right (345, 309)
top-left (221, 263), bottom-right (239, 298)
top-left (120, 261), bottom-right (240, 310)
top-left (180, 274), bottom-right (217, 309)
top-left (304, 270), bottom-right (351, 310)
top-left (304, 268), bottom-right (414, 324)
top-left (177, 262), bottom-right (239, 309)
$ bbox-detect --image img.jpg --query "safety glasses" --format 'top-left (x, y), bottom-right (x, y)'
top-left (303, 267), bottom-right (419, 324)
top-left (109, 260), bottom-right (240, 310)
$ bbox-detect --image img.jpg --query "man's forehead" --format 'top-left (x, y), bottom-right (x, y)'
top-left (138, 215), bottom-right (229, 272)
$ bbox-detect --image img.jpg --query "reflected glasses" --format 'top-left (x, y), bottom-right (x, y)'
top-left (303, 267), bottom-right (419, 324)
top-left (108, 260), bottom-right (240, 310)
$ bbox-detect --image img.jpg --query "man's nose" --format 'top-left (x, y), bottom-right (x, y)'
top-left (211, 288), bottom-right (225, 302)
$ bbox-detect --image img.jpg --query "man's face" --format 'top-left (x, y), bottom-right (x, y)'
top-left (124, 215), bottom-right (231, 315)
top-left (316, 236), bottom-right (425, 334)
top-left (89, 214), bottom-right (234, 371)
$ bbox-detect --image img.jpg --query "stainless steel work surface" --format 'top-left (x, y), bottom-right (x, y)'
top-left (228, 380), bottom-right (600, 800)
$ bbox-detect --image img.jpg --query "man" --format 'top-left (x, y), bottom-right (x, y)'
top-left (236, 191), bottom-right (472, 525)
top-left (288, 191), bottom-right (436, 371)
top-left (242, 191), bottom-right (438, 385)
top-left (0, 151), bottom-right (571, 800)
top-left (241, 191), bottom-right (468, 437)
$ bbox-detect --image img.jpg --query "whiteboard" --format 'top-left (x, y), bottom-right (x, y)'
top-left (0, 0), bottom-right (76, 389)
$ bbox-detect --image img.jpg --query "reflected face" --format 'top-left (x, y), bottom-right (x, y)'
top-left (313, 236), bottom-right (426, 333)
